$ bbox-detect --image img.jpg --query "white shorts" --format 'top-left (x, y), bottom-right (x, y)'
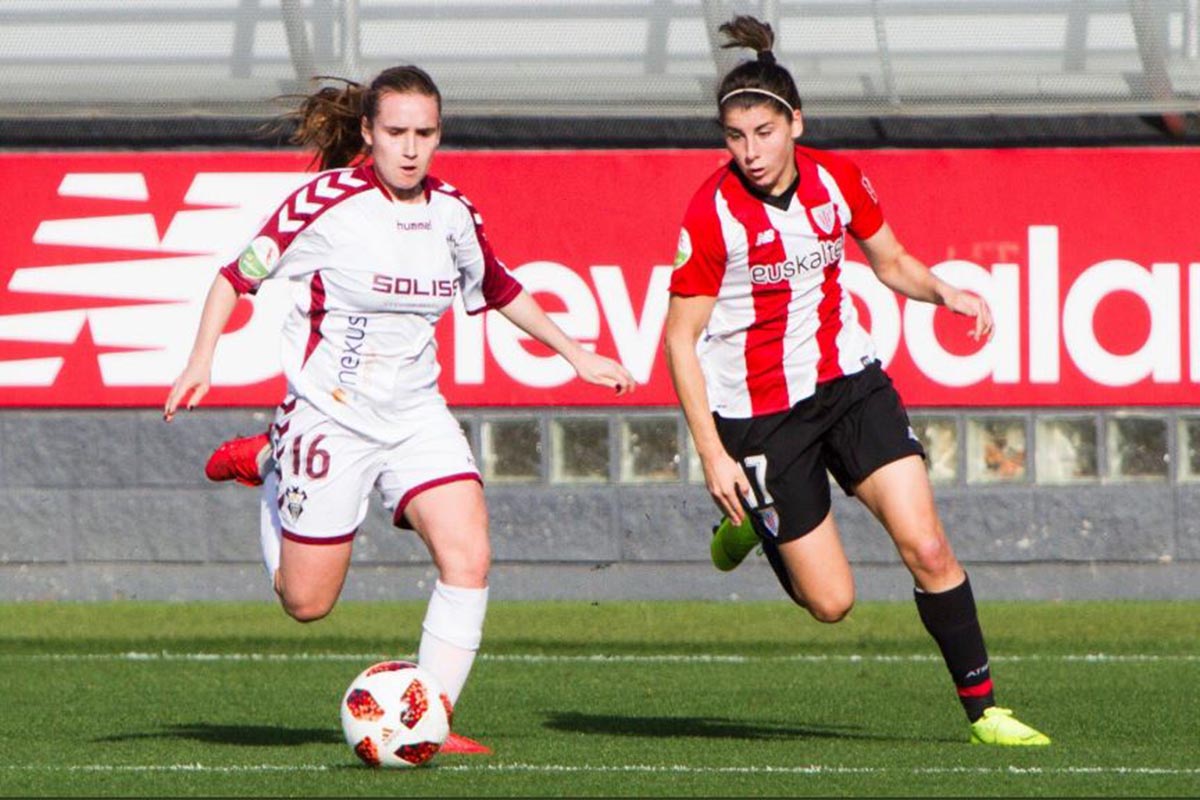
top-left (269, 396), bottom-right (481, 544)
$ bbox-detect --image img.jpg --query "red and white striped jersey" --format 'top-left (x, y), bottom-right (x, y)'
top-left (669, 146), bottom-right (885, 419)
top-left (221, 163), bottom-right (521, 443)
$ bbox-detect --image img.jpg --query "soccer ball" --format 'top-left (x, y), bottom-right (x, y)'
top-left (340, 660), bottom-right (452, 768)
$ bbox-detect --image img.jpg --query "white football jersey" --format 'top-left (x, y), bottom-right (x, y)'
top-left (221, 164), bottom-right (521, 443)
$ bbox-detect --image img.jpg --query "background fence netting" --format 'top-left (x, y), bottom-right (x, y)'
top-left (1, 0), bottom-right (1197, 123)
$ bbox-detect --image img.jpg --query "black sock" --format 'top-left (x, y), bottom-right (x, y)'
top-left (914, 574), bottom-right (995, 722)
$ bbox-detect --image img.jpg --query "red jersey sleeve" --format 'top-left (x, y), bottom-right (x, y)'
top-left (805, 148), bottom-right (885, 240)
top-left (668, 176), bottom-right (728, 297)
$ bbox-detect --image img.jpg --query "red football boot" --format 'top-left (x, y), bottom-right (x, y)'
top-left (204, 432), bottom-right (270, 487)
top-left (439, 732), bottom-right (492, 755)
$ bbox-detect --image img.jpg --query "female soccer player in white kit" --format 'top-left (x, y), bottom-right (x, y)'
top-left (164, 66), bottom-right (634, 753)
top-left (664, 17), bottom-right (1049, 746)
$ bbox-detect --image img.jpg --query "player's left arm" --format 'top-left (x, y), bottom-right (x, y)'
top-left (857, 223), bottom-right (993, 342)
top-left (496, 291), bottom-right (635, 396)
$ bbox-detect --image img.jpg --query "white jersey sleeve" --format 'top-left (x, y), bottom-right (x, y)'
top-left (219, 168), bottom-right (371, 294)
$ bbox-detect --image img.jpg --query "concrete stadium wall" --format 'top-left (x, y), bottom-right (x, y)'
top-left (1, 409), bottom-right (1198, 602)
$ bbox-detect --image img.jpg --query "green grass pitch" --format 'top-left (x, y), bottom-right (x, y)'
top-left (0, 600), bottom-right (1197, 797)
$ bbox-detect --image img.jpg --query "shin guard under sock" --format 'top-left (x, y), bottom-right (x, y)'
top-left (418, 580), bottom-right (488, 706)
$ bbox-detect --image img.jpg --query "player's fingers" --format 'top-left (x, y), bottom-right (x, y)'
top-left (974, 304), bottom-right (993, 341)
top-left (712, 485), bottom-right (741, 524)
top-left (187, 382), bottom-right (210, 410)
top-left (163, 382), bottom-right (187, 421)
top-left (724, 492), bottom-right (744, 525)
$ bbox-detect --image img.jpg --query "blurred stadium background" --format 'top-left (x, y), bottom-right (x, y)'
top-left (1, 0), bottom-right (1198, 602)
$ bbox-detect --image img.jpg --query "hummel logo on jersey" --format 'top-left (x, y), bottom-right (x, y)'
top-left (397, 220), bottom-right (432, 232)
top-left (754, 229), bottom-right (777, 247)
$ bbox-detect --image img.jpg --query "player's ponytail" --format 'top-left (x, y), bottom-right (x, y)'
top-left (716, 16), bottom-right (802, 119)
top-left (282, 66), bottom-right (443, 170)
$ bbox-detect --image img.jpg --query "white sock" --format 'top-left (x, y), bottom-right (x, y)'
top-left (418, 580), bottom-right (488, 706)
top-left (259, 471), bottom-right (282, 581)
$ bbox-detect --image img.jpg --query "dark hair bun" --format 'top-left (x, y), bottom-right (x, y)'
top-left (757, 50), bottom-right (776, 65)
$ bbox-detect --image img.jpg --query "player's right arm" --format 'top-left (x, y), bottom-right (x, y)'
top-left (664, 183), bottom-right (752, 523)
top-left (663, 294), bottom-right (751, 524)
top-left (164, 176), bottom-right (327, 420)
top-left (163, 273), bottom-right (238, 421)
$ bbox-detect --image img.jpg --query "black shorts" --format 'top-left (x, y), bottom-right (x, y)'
top-left (714, 362), bottom-right (924, 543)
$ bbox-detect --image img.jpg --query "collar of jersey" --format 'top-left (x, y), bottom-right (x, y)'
top-left (361, 159), bottom-right (433, 205)
top-left (730, 159), bottom-right (800, 211)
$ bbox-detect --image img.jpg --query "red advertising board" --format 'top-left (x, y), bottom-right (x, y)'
top-left (0, 148), bottom-right (1197, 407)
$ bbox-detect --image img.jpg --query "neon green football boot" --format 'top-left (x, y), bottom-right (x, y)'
top-left (710, 514), bottom-right (759, 572)
top-left (969, 707), bottom-right (1051, 746)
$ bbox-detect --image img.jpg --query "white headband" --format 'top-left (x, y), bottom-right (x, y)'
top-left (719, 87), bottom-right (795, 115)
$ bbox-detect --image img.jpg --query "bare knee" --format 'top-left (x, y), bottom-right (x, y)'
top-left (807, 596), bottom-right (854, 624)
top-left (906, 535), bottom-right (958, 581)
top-left (440, 546), bottom-right (490, 588)
top-left (280, 595), bottom-right (336, 623)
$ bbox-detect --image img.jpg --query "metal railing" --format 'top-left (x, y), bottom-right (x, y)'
top-left (0, 0), bottom-right (1196, 118)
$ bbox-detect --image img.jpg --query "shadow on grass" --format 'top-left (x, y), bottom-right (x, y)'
top-left (544, 711), bottom-right (951, 743)
top-left (96, 724), bottom-right (342, 747)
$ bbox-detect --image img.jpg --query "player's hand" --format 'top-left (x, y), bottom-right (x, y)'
top-left (943, 287), bottom-right (993, 342)
top-left (701, 450), bottom-right (752, 525)
top-left (571, 350), bottom-right (636, 396)
top-left (163, 360), bottom-right (212, 421)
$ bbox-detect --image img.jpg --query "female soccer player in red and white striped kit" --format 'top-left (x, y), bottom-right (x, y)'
top-left (164, 66), bottom-right (634, 754)
top-left (664, 16), bottom-right (1048, 746)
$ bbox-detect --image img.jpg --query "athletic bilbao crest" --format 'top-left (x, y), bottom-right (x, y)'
top-left (811, 202), bottom-right (836, 235)
top-left (757, 506), bottom-right (780, 538)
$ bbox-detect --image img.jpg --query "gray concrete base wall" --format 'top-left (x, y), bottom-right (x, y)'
top-left (1, 409), bottom-right (1197, 601)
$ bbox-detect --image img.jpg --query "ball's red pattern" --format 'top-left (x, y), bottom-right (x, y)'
top-left (440, 692), bottom-right (454, 727)
top-left (365, 660), bottom-right (416, 676)
top-left (395, 740), bottom-right (440, 766)
top-left (345, 688), bottom-right (385, 721)
top-left (353, 736), bottom-right (381, 767)
top-left (399, 679), bottom-right (429, 729)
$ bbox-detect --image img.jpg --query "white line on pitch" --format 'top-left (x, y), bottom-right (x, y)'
top-left (0, 652), bottom-right (1197, 664)
top-left (2, 763), bottom-right (1198, 777)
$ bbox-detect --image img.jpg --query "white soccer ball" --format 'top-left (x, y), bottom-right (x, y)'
top-left (340, 660), bottom-right (452, 768)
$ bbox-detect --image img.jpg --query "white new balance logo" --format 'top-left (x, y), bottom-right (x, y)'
top-left (754, 229), bottom-right (776, 247)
